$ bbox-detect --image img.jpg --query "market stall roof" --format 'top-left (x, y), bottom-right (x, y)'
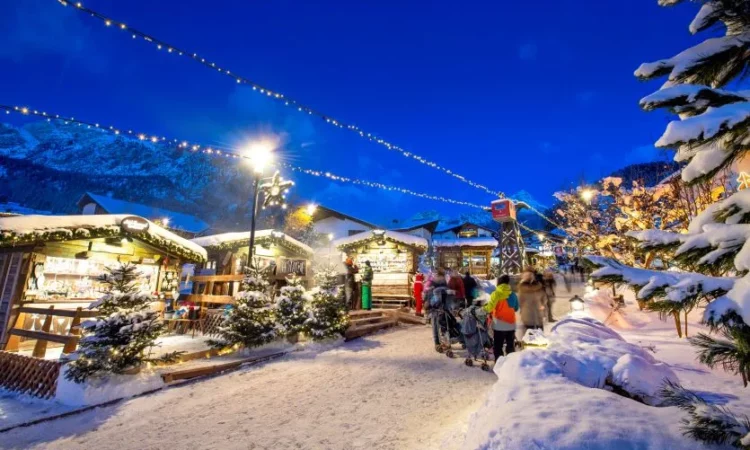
top-left (0, 214), bottom-right (207, 262)
top-left (191, 229), bottom-right (314, 256)
top-left (333, 230), bottom-right (428, 250)
top-left (433, 237), bottom-right (498, 248)
top-left (77, 192), bottom-right (210, 234)
top-left (390, 218), bottom-right (440, 233)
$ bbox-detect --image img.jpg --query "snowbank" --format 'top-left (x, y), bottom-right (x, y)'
top-left (56, 367), bottom-right (164, 407)
top-left (584, 287), bottom-right (652, 330)
top-left (463, 318), bottom-right (685, 449)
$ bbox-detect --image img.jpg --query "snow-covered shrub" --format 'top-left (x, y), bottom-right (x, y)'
top-left (275, 275), bottom-right (309, 338)
top-left (65, 263), bottom-right (165, 383)
top-left (305, 269), bottom-right (349, 341)
top-left (211, 266), bottom-right (276, 349)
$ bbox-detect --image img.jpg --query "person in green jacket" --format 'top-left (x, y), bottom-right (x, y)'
top-left (484, 275), bottom-right (519, 359)
top-left (361, 260), bottom-right (374, 310)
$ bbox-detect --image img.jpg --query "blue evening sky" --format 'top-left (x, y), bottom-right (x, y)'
top-left (0, 0), bottom-right (701, 224)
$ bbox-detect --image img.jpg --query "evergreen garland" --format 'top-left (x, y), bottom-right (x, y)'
top-left (211, 264), bottom-right (277, 349)
top-left (275, 275), bottom-right (309, 337)
top-left (65, 263), bottom-right (166, 383)
top-left (305, 269), bottom-right (349, 341)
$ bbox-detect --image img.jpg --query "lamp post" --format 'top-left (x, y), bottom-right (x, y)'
top-left (243, 141), bottom-right (293, 270)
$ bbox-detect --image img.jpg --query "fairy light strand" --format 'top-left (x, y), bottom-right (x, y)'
top-left (55, 0), bottom-right (504, 198)
top-left (0, 103), bottom-right (485, 210)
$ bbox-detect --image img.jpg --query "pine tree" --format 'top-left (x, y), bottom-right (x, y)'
top-left (211, 264), bottom-right (276, 349)
top-left (275, 275), bottom-right (309, 339)
top-left (305, 268), bottom-right (349, 341)
top-left (65, 263), bottom-right (164, 383)
top-left (587, 1), bottom-right (750, 446)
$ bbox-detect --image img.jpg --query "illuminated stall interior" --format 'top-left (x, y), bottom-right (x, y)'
top-left (432, 222), bottom-right (498, 279)
top-left (0, 214), bottom-right (206, 355)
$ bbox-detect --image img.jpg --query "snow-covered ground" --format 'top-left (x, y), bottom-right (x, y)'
top-left (0, 325), bottom-right (497, 450)
top-left (461, 283), bottom-right (750, 450)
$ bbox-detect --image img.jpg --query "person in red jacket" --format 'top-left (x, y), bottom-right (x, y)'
top-left (413, 273), bottom-right (425, 316)
top-left (447, 268), bottom-right (466, 309)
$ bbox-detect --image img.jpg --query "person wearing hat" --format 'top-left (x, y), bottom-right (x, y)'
top-left (344, 257), bottom-right (359, 309)
top-left (361, 260), bottom-right (374, 310)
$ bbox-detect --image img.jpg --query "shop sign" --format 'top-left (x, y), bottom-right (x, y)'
top-left (121, 216), bottom-right (150, 233)
top-left (281, 258), bottom-right (306, 276)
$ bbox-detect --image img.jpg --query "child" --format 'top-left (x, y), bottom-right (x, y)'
top-left (484, 275), bottom-right (519, 360)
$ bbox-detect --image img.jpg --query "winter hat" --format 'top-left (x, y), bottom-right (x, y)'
top-left (345, 257), bottom-right (353, 265)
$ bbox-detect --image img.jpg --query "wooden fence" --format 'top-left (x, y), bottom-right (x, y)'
top-left (0, 351), bottom-right (61, 399)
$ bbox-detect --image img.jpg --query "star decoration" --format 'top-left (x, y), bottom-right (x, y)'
top-left (260, 171), bottom-right (294, 209)
top-left (738, 172), bottom-right (750, 191)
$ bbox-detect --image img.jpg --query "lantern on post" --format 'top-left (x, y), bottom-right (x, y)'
top-left (569, 295), bottom-right (585, 312)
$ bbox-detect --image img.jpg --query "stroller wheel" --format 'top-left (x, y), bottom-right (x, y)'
top-left (481, 363), bottom-right (491, 372)
top-left (446, 350), bottom-right (455, 358)
top-left (435, 344), bottom-right (444, 353)
top-left (464, 358), bottom-right (473, 367)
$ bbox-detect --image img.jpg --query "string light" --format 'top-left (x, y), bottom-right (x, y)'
top-left (55, 0), bottom-right (504, 198)
top-left (0, 103), bottom-right (487, 210)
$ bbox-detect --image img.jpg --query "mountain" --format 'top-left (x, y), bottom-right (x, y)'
top-left (0, 121), bottom-right (265, 229)
top-left (609, 161), bottom-right (680, 187)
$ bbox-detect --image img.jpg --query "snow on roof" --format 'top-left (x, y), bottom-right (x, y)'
top-left (0, 214), bottom-right (207, 262)
top-left (333, 230), bottom-right (428, 249)
top-left (81, 192), bottom-right (209, 234)
top-left (191, 230), bottom-right (313, 256)
top-left (433, 237), bottom-right (498, 248)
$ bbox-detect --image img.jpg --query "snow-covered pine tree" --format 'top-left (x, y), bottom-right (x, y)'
top-left (65, 263), bottom-right (164, 383)
top-left (275, 274), bottom-right (309, 340)
top-left (305, 268), bottom-right (349, 341)
top-left (587, 2), bottom-right (750, 446)
top-left (211, 264), bottom-right (276, 349)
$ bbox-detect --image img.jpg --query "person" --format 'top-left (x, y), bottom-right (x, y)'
top-left (361, 260), bottom-right (373, 310)
top-left (517, 269), bottom-right (546, 342)
top-left (542, 269), bottom-right (557, 322)
top-left (463, 269), bottom-right (478, 306)
top-left (447, 268), bottom-right (466, 309)
top-left (484, 275), bottom-right (518, 360)
top-left (425, 269), bottom-right (449, 350)
top-left (413, 272), bottom-right (425, 316)
top-left (344, 258), bottom-right (359, 310)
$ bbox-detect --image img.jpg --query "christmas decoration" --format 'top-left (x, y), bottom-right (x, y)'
top-left (55, 0), bottom-right (503, 198)
top-left (64, 263), bottom-right (172, 383)
top-left (275, 275), bottom-right (309, 341)
top-left (260, 171), bottom-right (294, 209)
top-left (305, 269), bottom-right (349, 341)
top-left (738, 172), bottom-right (750, 191)
top-left (211, 264), bottom-right (277, 349)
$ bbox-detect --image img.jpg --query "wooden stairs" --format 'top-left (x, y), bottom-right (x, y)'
top-left (345, 309), bottom-right (427, 340)
top-left (372, 298), bottom-right (409, 309)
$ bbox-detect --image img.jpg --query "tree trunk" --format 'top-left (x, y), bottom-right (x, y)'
top-left (644, 252), bottom-right (654, 269)
top-left (673, 311), bottom-right (683, 338)
top-left (684, 310), bottom-right (689, 337)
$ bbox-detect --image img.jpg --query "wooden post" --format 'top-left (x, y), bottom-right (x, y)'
top-left (62, 307), bottom-right (83, 354)
top-left (32, 305), bottom-right (54, 358)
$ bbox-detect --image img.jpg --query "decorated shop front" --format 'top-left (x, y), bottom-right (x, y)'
top-left (433, 236), bottom-right (498, 279)
top-left (191, 229), bottom-right (314, 284)
top-left (333, 230), bottom-right (428, 304)
top-left (0, 214), bottom-right (207, 356)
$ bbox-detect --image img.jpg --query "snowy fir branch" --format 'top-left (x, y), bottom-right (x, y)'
top-left (661, 379), bottom-right (750, 448)
top-left (691, 326), bottom-right (750, 386)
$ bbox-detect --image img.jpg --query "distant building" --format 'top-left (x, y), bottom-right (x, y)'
top-left (308, 205), bottom-right (379, 240)
top-left (390, 218), bottom-right (440, 241)
top-left (77, 192), bottom-right (210, 239)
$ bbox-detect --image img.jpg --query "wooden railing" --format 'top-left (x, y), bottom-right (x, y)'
top-left (184, 274), bottom-right (244, 305)
top-left (4, 306), bottom-right (98, 358)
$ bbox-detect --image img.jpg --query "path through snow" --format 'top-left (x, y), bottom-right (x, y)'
top-left (1, 326), bottom-right (496, 450)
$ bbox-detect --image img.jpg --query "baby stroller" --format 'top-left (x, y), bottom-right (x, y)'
top-left (461, 305), bottom-right (493, 371)
top-left (431, 287), bottom-right (464, 358)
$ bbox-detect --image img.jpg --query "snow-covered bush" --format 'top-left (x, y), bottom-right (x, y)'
top-left (65, 263), bottom-right (165, 383)
top-left (211, 266), bottom-right (276, 349)
top-left (275, 275), bottom-right (309, 339)
top-left (305, 269), bottom-right (349, 341)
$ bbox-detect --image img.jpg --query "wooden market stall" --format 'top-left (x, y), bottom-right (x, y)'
top-left (188, 230), bottom-right (314, 302)
top-left (433, 236), bottom-right (498, 279)
top-left (333, 230), bottom-right (428, 308)
top-left (0, 214), bottom-right (207, 359)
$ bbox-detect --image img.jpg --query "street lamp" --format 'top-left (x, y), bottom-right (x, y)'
top-left (242, 140), bottom-right (293, 270)
top-left (580, 189), bottom-right (596, 204)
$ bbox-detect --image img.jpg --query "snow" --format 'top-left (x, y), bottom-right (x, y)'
top-left (433, 237), bottom-right (497, 248)
top-left (627, 229), bottom-right (683, 248)
top-left (0, 202), bottom-right (52, 216)
top-left (0, 214), bottom-right (207, 261)
top-left (690, 3), bottom-right (718, 34)
top-left (332, 229), bottom-right (429, 249)
top-left (1, 327), bottom-right (496, 450)
top-left (635, 33), bottom-right (750, 82)
top-left (611, 353), bottom-right (678, 406)
top-left (656, 102), bottom-right (750, 148)
top-left (83, 192), bottom-right (209, 234)
top-left (191, 229), bottom-right (314, 255)
top-left (55, 367), bottom-right (165, 408)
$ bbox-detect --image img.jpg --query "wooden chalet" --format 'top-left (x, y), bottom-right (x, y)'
top-left (433, 222), bottom-right (498, 278)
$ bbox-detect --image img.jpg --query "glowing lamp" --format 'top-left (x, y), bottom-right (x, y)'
top-left (569, 295), bottom-right (585, 312)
